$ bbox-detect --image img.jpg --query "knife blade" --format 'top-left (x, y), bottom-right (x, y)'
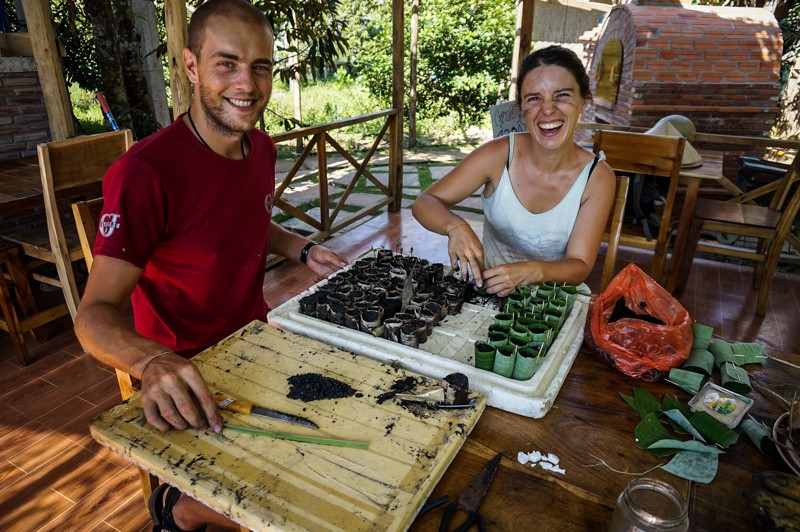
top-left (213, 392), bottom-right (319, 429)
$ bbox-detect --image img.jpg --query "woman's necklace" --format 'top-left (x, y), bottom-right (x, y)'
top-left (187, 107), bottom-right (246, 159)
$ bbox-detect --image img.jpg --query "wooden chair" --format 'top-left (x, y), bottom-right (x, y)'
top-left (72, 196), bottom-right (160, 505)
top-left (598, 174), bottom-right (630, 292)
top-left (0, 242), bottom-right (69, 364)
top-left (672, 152), bottom-right (800, 316)
top-left (592, 130), bottom-right (686, 285)
top-left (2, 130), bottom-right (133, 320)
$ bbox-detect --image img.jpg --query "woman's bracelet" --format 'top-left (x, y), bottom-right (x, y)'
top-left (138, 350), bottom-right (172, 378)
top-left (446, 222), bottom-right (468, 235)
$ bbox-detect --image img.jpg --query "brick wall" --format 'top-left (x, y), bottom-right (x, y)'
top-left (0, 57), bottom-right (52, 161)
top-left (581, 5), bottom-right (783, 138)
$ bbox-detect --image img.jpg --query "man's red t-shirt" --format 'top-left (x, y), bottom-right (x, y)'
top-left (94, 117), bottom-right (275, 356)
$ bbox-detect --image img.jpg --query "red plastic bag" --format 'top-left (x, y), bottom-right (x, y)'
top-left (584, 264), bottom-right (693, 381)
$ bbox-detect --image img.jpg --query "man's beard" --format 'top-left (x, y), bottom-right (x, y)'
top-left (197, 84), bottom-right (266, 138)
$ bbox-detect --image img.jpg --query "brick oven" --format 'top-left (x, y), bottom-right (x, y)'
top-left (580, 4), bottom-right (784, 143)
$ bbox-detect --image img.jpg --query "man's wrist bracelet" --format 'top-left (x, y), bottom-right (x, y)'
top-left (138, 350), bottom-right (172, 378)
top-left (300, 241), bottom-right (319, 264)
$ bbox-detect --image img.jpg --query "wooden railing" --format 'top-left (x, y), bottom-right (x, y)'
top-left (266, 109), bottom-right (401, 264)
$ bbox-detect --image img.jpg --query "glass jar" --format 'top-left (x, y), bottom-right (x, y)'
top-left (608, 478), bottom-right (689, 532)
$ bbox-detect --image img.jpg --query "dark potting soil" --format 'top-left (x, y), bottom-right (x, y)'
top-left (608, 298), bottom-right (665, 326)
top-left (464, 283), bottom-right (505, 311)
top-left (376, 376), bottom-right (419, 404)
top-left (287, 373), bottom-right (357, 402)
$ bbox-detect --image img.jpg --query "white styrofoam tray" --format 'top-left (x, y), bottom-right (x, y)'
top-left (269, 278), bottom-right (589, 418)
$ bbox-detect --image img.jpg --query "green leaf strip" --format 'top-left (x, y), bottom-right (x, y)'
top-left (691, 322), bottom-right (714, 350)
top-left (667, 368), bottom-right (705, 394)
top-left (720, 362), bottom-right (752, 395)
top-left (224, 423), bottom-right (369, 449)
top-left (731, 342), bottom-right (766, 365)
top-left (635, 413), bottom-right (672, 451)
top-left (689, 411), bottom-right (739, 448)
top-left (682, 348), bottom-right (715, 377)
top-left (709, 341), bottom-right (735, 368)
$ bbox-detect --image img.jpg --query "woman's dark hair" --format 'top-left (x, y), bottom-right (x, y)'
top-left (515, 45), bottom-right (592, 106)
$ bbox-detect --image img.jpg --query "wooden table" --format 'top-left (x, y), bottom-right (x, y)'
top-left (0, 155), bottom-right (102, 217)
top-left (89, 245), bottom-right (799, 531)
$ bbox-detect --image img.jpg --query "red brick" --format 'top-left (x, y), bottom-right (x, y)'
top-left (712, 61), bottom-right (737, 71)
top-left (654, 72), bottom-right (679, 82)
top-left (702, 72), bottom-right (725, 82)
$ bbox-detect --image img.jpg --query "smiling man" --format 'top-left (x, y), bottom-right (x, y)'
top-left (74, 1), bottom-right (347, 530)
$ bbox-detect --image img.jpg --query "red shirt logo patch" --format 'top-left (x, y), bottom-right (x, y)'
top-left (99, 213), bottom-right (122, 237)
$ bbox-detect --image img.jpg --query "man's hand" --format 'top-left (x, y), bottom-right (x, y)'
top-left (447, 223), bottom-right (485, 288)
top-left (140, 353), bottom-right (223, 433)
top-left (306, 245), bottom-right (348, 280)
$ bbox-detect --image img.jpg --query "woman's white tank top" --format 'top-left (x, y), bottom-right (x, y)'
top-left (481, 133), bottom-right (602, 268)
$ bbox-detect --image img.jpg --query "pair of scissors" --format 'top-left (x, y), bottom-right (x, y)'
top-left (414, 452), bottom-right (502, 532)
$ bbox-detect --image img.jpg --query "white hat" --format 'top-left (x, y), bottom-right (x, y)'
top-left (645, 116), bottom-right (703, 169)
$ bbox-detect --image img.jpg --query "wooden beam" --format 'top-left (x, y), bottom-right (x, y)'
top-left (509, 0), bottom-right (535, 102)
top-left (164, 0), bottom-right (191, 119)
top-left (19, 0), bottom-right (73, 140)
top-left (389, 0), bottom-right (404, 212)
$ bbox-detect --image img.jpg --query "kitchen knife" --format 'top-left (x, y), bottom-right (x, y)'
top-left (213, 392), bottom-right (319, 429)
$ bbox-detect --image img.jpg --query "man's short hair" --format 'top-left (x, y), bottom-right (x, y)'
top-left (188, 0), bottom-right (273, 59)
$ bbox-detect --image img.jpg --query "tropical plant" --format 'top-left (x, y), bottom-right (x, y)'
top-left (347, 0), bottom-right (515, 125)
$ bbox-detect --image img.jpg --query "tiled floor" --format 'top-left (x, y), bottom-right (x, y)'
top-left (0, 209), bottom-right (798, 530)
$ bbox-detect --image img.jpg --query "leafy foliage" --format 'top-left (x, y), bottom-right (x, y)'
top-left (347, 0), bottom-right (515, 125)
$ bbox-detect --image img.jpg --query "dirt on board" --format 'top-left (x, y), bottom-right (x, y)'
top-left (287, 373), bottom-right (358, 402)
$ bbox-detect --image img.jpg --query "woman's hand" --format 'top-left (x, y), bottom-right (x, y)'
top-left (447, 223), bottom-right (485, 287)
top-left (140, 353), bottom-right (223, 433)
top-left (482, 261), bottom-right (542, 297)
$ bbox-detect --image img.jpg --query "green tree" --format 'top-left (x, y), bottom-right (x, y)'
top-left (348, 0), bottom-right (515, 125)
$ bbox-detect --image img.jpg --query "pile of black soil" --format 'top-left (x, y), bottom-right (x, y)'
top-left (287, 373), bottom-right (357, 402)
top-left (608, 298), bottom-right (665, 325)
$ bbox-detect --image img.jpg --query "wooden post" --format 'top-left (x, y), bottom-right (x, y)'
top-left (409, 0), bottom-right (419, 149)
top-left (164, 0), bottom-right (191, 119)
top-left (19, 0), bottom-right (73, 140)
top-left (389, 0), bottom-right (405, 212)
top-left (509, 0), bottom-right (534, 102)
top-left (317, 134), bottom-right (329, 232)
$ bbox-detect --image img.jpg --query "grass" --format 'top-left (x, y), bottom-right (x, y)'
top-left (69, 78), bottom-right (491, 147)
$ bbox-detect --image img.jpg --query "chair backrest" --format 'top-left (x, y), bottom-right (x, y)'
top-left (592, 130), bottom-right (685, 281)
top-left (72, 197), bottom-right (105, 273)
top-left (599, 174), bottom-right (630, 292)
top-left (39, 130), bottom-right (133, 320)
top-left (770, 153), bottom-right (800, 248)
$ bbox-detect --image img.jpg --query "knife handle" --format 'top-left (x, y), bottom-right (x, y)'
top-left (213, 392), bottom-right (253, 415)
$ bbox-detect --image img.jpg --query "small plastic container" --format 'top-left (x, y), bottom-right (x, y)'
top-left (687, 381), bottom-right (753, 428)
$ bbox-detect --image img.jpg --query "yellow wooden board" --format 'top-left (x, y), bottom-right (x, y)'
top-left (90, 320), bottom-right (484, 531)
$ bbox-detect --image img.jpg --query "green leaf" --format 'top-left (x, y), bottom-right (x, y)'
top-left (635, 413), bottom-right (673, 456)
top-left (620, 393), bottom-right (636, 411)
top-left (667, 368), bottom-right (705, 394)
top-left (648, 439), bottom-right (721, 454)
top-left (720, 362), bottom-right (752, 395)
top-left (709, 341), bottom-right (735, 367)
top-left (740, 419), bottom-right (780, 461)
top-left (632, 387), bottom-right (660, 418)
top-left (662, 395), bottom-right (692, 418)
top-left (691, 322), bottom-right (714, 350)
top-left (662, 409), bottom-right (706, 442)
top-left (682, 348), bottom-right (715, 377)
top-left (689, 411), bottom-right (739, 448)
top-left (731, 343), bottom-right (766, 365)
top-left (661, 451), bottom-right (719, 483)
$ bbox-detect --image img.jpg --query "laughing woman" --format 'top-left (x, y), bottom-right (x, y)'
top-left (412, 45), bottom-right (615, 296)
